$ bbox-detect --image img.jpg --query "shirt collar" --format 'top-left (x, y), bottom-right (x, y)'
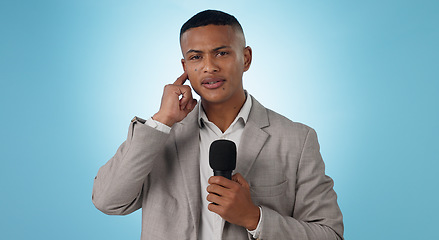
top-left (198, 91), bottom-right (252, 128)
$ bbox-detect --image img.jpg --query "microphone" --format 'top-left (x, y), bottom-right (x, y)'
top-left (209, 139), bottom-right (236, 180)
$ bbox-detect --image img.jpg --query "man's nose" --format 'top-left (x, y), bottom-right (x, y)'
top-left (203, 55), bottom-right (219, 73)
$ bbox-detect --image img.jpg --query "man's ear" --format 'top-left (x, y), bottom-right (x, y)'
top-left (243, 46), bottom-right (252, 72)
top-left (181, 58), bottom-right (187, 72)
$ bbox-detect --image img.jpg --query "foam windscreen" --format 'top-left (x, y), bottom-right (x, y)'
top-left (209, 139), bottom-right (237, 171)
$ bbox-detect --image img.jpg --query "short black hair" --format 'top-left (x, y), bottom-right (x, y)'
top-left (180, 10), bottom-right (244, 39)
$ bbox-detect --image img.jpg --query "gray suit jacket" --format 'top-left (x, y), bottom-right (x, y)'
top-left (92, 96), bottom-right (344, 240)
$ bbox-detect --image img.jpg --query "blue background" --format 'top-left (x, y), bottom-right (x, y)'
top-left (1, 0), bottom-right (438, 239)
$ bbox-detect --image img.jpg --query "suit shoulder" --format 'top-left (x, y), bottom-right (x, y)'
top-left (265, 108), bottom-right (314, 135)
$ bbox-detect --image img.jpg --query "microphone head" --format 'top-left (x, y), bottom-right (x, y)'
top-left (209, 139), bottom-right (237, 171)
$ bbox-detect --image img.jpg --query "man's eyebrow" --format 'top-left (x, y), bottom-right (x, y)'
top-left (186, 49), bottom-right (203, 55)
top-left (213, 46), bottom-right (231, 51)
top-left (185, 46), bottom-right (231, 55)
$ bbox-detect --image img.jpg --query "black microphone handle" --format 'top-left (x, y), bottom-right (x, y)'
top-left (213, 170), bottom-right (232, 180)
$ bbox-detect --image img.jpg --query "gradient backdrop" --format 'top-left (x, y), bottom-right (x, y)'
top-left (1, 0), bottom-right (438, 239)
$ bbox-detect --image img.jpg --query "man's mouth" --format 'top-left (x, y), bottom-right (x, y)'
top-left (202, 78), bottom-right (225, 89)
top-left (205, 80), bottom-right (221, 84)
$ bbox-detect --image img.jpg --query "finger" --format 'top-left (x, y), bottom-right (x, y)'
top-left (178, 85), bottom-right (193, 110)
top-left (209, 176), bottom-right (237, 189)
top-left (206, 192), bottom-right (223, 205)
top-left (232, 173), bottom-right (250, 190)
top-left (208, 202), bottom-right (222, 214)
top-left (174, 72), bottom-right (188, 85)
top-left (206, 183), bottom-right (228, 197)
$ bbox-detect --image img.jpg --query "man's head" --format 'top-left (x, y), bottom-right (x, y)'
top-left (179, 10), bottom-right (252, 107)
top-left (180, 10), bottom-right (246, 47)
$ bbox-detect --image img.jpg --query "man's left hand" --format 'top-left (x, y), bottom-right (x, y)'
top-left (206, 173), bottom-right (260, 230)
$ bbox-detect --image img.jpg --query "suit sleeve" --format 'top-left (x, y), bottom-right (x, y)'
top-left (92, 118), bottom-right (169, 215)
top-left (257, 128), bottom-right (344, 240)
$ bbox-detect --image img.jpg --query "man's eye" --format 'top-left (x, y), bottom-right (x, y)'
top-left (217, 51), bottom-right (228, 56)
top-left (190, 55), bottom-right (201, 60)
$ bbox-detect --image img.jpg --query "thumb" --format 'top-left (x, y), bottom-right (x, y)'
top-left (183, 98), bottom-right (197, 113)
top-left (188, 98), bottom-right (198, 111)
top-left (232, 173), bottom-right (250, 190)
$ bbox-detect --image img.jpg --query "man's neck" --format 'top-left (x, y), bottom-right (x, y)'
top-left (202, 92), bottom-right (246, 133)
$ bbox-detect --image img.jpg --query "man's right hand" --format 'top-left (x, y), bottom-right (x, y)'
top-left (152, 72), bottom-right (197, 127)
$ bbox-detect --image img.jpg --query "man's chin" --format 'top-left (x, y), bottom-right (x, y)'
top-left (199, 95), bottom-right (227, 105)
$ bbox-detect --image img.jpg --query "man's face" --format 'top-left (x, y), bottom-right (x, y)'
top-left (180, 24), bottom-right (252, 106)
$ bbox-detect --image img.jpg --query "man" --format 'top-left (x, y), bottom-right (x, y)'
top-left (92, 10), bottom-right (344, 240)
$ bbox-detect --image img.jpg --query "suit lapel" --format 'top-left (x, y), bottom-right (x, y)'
top-left (236, 96), bottom-right (270, 178)
top-left (223, 96), bottom-right (270, 239)
top-left (174, 107), bottom-right (201, 236)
